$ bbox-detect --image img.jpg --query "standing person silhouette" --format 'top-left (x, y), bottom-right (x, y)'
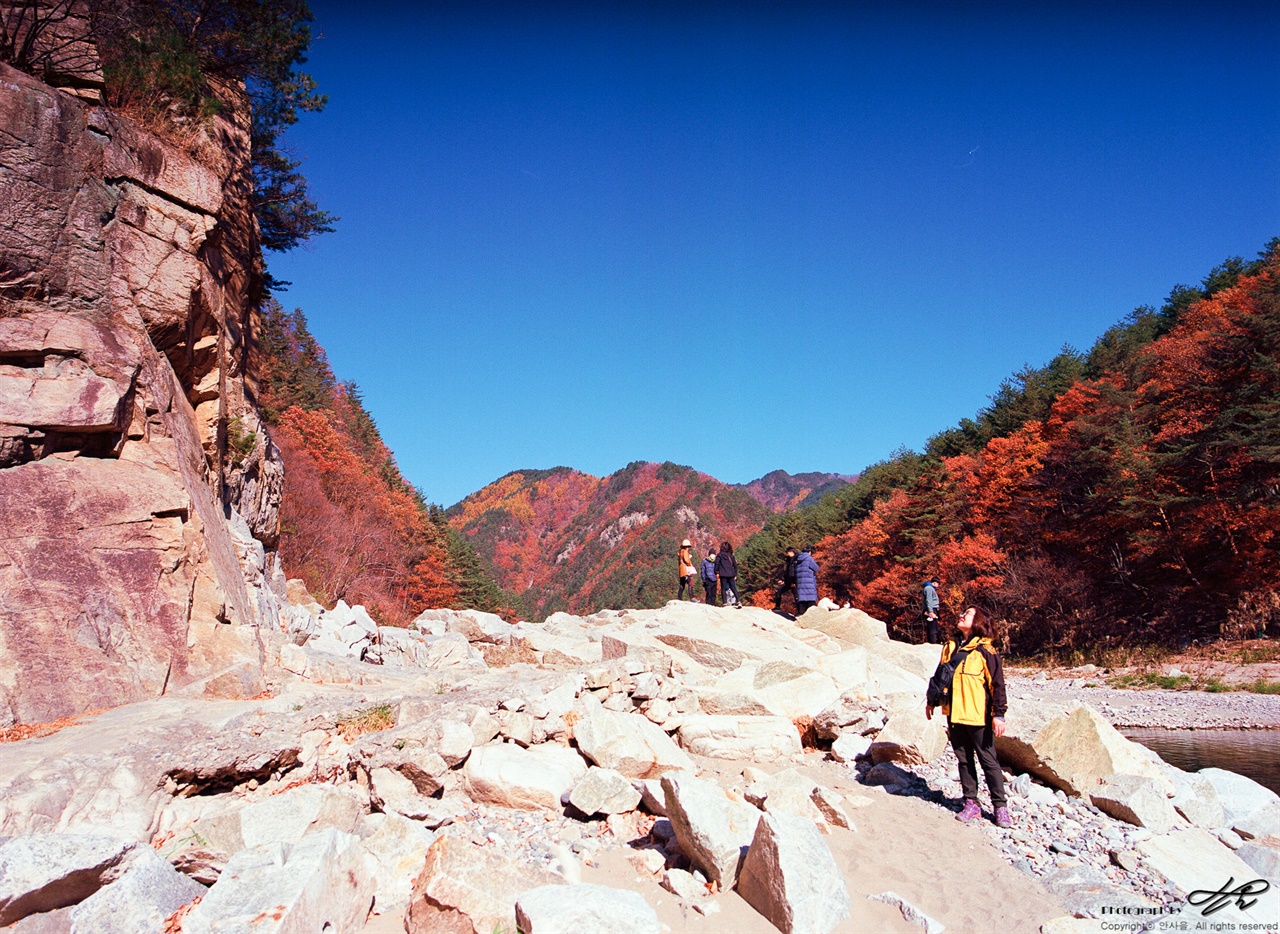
top-left (793, 546), bottom-right (819, 615)
top-left (926, 606), bottom-right (1011, 827)
top-left (923, 577), bottom-right (941, 643)
top-left (700, 549), bottom-right (718, 606)
top-left (772, 547), bottom-right (798, 612)
top-left (677, 539), bottom-right (697, 600)
top-left (715, 541), bottom-right (740, 608)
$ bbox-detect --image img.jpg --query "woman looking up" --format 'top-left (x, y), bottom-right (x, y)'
top-left (926, 606), bottom-right (1010, 827)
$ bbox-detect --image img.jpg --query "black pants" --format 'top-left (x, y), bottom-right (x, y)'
top-left (720, 576), bottom-right (739, 606)
top-left (678, 575), bottom-right (694, 599)
top-left (797, 600), bottom-right (816, 615)
top-left (773, 582), bottom-right (796, 610)
top-left (949, 722), bottom-right (1006, 808)
top-left (702, 579), bottom-right (717, 606)
top-left (925, 613), bottom-right (939, 644)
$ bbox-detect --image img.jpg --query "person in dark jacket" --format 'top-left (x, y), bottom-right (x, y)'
top-left (793, 547), bottom-right (819, 614)
top-left (714, 541), bottom-right (740, 607)
top-left (925, 606), bottom-right (1010, 827)
top-left (772, 547), bottom-right (798, 611)
top-left (923, 577), bottom-right (941, 644)
top-left (700, 550), bottom-right (718, 606)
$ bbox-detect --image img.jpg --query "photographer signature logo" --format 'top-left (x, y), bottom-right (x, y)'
top-left (1186, 876), bottom-right (1271, 916)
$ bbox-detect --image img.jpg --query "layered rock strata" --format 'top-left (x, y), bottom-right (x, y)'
top-left (0, 50), bottom-right (284, 724)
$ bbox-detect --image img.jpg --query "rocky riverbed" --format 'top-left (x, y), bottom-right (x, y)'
top-left (1, 600), bottom-right (1277, 933)
top-left (1008, 672), bottom-right (1280, 729)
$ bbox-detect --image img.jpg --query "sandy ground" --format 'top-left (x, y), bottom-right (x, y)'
top-left (363, 749), bottom-right (1065, 934)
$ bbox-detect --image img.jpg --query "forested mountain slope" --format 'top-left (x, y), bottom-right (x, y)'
top-left (259, 304), bottom-right (507, 623)
top-left (448, 462), bottom-right (772, 616)
top-left (742, 242), bottom-right (1280, 655)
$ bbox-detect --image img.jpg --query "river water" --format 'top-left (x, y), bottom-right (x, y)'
top-left (1122, 727), bottom-right (1280, 795)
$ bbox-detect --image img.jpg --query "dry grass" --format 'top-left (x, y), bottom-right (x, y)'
top-left (335, 704), bottom-right (395, 743)
top-left (0, 710), bottom-right (102, 744)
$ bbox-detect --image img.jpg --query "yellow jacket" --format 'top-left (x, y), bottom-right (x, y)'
top-left (938, 636), bottom-right (1007, 727)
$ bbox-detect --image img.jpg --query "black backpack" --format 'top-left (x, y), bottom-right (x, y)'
top-left (926, 647), bottom-right (973, 707)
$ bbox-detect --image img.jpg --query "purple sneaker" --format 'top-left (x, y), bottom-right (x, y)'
top-left (995, 806), bottom-right (1013, 828)
top-left (956, 799), bottom-right (982, 822)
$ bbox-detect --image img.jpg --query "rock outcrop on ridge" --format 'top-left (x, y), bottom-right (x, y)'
top-left (1, 598), bottom-right (1275, 932)
top-left (0, 46), bottom-right (285, 724)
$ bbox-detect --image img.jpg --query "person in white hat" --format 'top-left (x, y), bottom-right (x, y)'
top-left (677, 539), bottom-right (697, 600)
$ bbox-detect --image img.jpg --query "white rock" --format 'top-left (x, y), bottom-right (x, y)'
top-left (868, 891), bottom-right (945, 934)
top-left (660, 772), bottom-right (760, 887)
top-left (515, 882), bottom-right (661, 934)
top-left (870, 696), bottom-right (948, 766)
top-left (737, 812), bottom-right (851, 934)
top-left (1168, 770), bottom-right (1226, 830)
top-left (1138, 828), bottom-right (1279, 928)
top-left (677, 714), bottom-right (801, 762)
top-left (183, 828), bottom-right (376, 934)
top-left (464, 743), bottom-right (586, 810)
top-left (831, 730), bottom-right (872, 763)
top-left (354, 812), bottom-right (435, 913)
top-left (569, 767), bottom-right (642, 816)
top-left (573, 695), bottom-right (695, 778)
top-left (68, 847), bottom-right (203, 934)
top-left (1090, 775), bottom-right (1178, 834)
top-left (0, 834), bottom-right (140, 927)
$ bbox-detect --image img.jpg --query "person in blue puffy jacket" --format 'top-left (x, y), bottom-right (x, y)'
top-left (794, 547), bottom-right (819, 615)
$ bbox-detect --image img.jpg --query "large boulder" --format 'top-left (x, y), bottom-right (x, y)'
top-left (182, 828), bottom-right (377, 934)
top-left (415, 608), bottom-right (515, 645)
top-left (158, 782), bottom-right (364, 883)
top-left (515, 883), bottom-right (660, 934)
top-left (1089, 775), bottom-right (1178, 833)
top-left (405, 834), bottom-right (560, 934)
top-left (463, 743), bottom-right (586, 810)
top-left (353, 812), bottom-right (436, 914)
top-left (572, 695), bottom-right (695, 778)
top-left (997, 703), bottom-right (1175, 797)
top-left (1138, 828), bottom-right (1280, 927)
top-left (737, 811), bottom-right (851, 934)
top-left (690, 662), bottom-right (841, 720)
top-left (1199, 768), bottom-right (1280, 829)
top-left (569, 767), bottom-right (642, 816)
top-left (67, 847), bottom-right (203, 934)
top-left (794, 607), bottom-right (889, 646)
top-left (1167, 769), bottom-right (1226, 830)
top-left (869, 697), bottom-right (948, 766)
top-left (0, 834), bottom-right (140, 926)
top-left (677, 714), bottom-right (802, 762)
top-left (660, 772), bottom-right (760, 887)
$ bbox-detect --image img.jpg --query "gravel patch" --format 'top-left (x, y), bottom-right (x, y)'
top-left (1007, 674), bottom-right (1280, 729)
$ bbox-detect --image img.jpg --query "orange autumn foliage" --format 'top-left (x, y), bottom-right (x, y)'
top-left (274, 397), bottom-right (455, 625)
top-left (809, 249), bottom-right (1280, 652)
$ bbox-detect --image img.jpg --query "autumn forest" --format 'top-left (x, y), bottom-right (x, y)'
top-left (261, 242), bottom-right (1279, 656)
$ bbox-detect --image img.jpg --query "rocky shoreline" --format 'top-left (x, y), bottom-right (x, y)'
top-left (0, 601), bottom-right (1277, 933)
top-left (1008, 673), bottom-right (1280, 730)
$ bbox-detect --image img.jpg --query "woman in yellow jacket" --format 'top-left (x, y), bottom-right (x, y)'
top-left (926, 606), bottom-right (1011, 827)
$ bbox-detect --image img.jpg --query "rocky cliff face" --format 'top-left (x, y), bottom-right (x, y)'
top-left (0, 53), bottom-right (285, 725)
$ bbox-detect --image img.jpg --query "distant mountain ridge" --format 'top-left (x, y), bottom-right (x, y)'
top-left (448, 462), bottom-right (799, 617)
top-left (732, 470), bottom-right (856, 512)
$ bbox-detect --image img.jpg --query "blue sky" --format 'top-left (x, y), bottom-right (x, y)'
top-left (270, 2), bottom-right (1280, 507)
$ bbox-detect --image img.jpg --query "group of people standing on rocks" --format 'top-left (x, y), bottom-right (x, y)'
top-left (674, 539), bottom-right (819, 613)
top-left (676, 539), bottom-right (745, 607)
top-left (676, 536), bottom-right (1010, 827)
